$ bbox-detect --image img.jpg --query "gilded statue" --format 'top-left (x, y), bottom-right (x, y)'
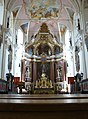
top-left (41, 73), bottom-right (47, 88)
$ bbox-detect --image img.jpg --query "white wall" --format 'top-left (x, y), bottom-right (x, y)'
top-left (4, 48), bottom-right (9, 80)
top-left (14, 47), bottom-right (22, 77)
top-left (84, 9), bottom-right (88, 21)
top-left (84, 44), bottom-right (88, 78)
top-left (0, 5), bottom-right (4, 25)
top-left (65, 30), bottom-right (74, 77)
top-left (14, 29), bottom-right (23, 78)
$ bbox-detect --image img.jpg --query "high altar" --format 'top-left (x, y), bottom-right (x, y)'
top-left (21, 23), bottom-right (67, 94)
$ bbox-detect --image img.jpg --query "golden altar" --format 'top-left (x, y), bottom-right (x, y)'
top-left (34, 73), bottom-right (54, 94)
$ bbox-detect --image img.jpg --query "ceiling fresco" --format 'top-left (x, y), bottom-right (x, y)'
top-left (5, 0), bottom-right (81, 45)
top-left (23, 0), bottom-right (62, 19)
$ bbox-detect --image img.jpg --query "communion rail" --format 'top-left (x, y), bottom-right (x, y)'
top-left (0, 94), bottom-right (88, 119)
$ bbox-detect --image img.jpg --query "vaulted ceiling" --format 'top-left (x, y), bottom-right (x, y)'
top-left (4, 0), bottom-right (82, 41)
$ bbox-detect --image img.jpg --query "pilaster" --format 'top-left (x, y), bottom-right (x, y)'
top-left (33, 58), bottom-right (37, 84)
top-left (81, 0), bottom-right (87, 79)
top-left (1, 1), bottom-right (7, 79)
top-left (12, 26), bottom-right (16, 76)
top-left (50, 58), bottom-right (55, 85)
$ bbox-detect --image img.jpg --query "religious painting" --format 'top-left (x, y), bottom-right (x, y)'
top-left (54, 46), bottom-right (63, 55)
top-left (75, 46), bottom-right (80, 72)
top-left (24, 0), bottom-right (62, 19)
top-left (36, 44), bottom-right (52, 56)
top-left (8, 45), bottom-right (12, 73)
top-left (8, 51), bottom-right (12, 72)
top-left (37, 62), bottom-right (50, 80)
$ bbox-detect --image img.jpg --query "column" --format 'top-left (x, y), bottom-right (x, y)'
top-left (81, 0), bottom-right (87, 79)
top-left (62, 60), bottom-right (67, 81)
top-left (21, 59), bottom-right (25, 82)
top-left (71, 30), bottom-right (76, 76)
top-left (50, 58), bottom-right (55, 85)
top-left (12, 26), bottom-right (16, 76)
top-left (1, 1), bottom-right (7, 79)
top-left (33, 58), bottom-right (37, 85)
top-left (27, 21), bottom-right (30, 43)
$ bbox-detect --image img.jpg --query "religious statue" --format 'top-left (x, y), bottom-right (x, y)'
top-left (8, 45), bottom-right (12, 73)
top-left (41, 73), bottom-right (47, 88)
top-left (41, 64), bottom-right (46, 73)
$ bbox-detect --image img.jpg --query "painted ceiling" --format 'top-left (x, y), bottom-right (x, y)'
top-left (4, 0), bottom-right (81, 43)
top-left (23, 0), bottom-right (62, 19)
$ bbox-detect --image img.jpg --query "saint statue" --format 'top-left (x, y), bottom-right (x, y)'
top-left (8, 50), bottom-right (12, 73)
top-left (42, 64), bottom-right (46, 73)
top-left (41, 73), bottom-right (47, 88)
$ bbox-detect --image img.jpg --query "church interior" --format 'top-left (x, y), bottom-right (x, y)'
top-left (0, 0), bottom-right (88, 94)
top-left (1, 0), bottom-right (88, 119)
